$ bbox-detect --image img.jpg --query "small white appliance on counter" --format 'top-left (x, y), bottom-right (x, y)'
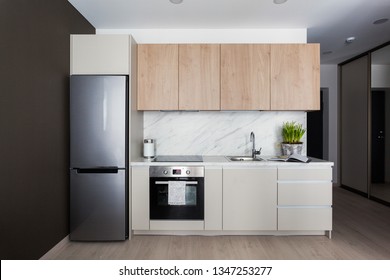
top-left (143, 139), bottom-right (155, 158)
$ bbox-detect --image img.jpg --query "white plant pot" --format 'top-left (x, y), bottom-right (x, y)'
top-left (281, 143), bottom-right (303, 156)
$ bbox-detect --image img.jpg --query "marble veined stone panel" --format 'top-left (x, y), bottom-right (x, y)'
top-left (144, 111), bottom-right (306, 156)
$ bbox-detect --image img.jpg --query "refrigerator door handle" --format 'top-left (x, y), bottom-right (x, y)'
top-left (75, 168), bottom-right (119, 174)
top-left (103, 90), bottom-right (107, 131)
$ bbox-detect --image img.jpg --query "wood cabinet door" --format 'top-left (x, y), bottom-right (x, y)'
top-left (271, 44), bottom-right (320, 110)
top-left (221, 44), bottom-right (271, 110)
top-left (223, 168), bottom-right (277, 230)
top-left (137, 44), bottom-right (179, 110)
top-left (179, 44), bottom-right (220, 110)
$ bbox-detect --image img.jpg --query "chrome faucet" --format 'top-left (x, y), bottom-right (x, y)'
top-left (250, 131), bottom-right (262, 159)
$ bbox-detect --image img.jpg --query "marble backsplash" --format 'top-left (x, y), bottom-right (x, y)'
top-left (144, 111), bottom-right (307, 156)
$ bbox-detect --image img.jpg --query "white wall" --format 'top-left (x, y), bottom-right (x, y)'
top-left (372, 65), bottom-right (390, 88)
top-left (97, 28), bottom-right (307, 43)
top-left (320, 65), bottom-right (339, 184)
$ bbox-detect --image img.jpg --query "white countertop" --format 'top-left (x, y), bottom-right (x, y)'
top-left (131, 156), bottom-right (334, 167)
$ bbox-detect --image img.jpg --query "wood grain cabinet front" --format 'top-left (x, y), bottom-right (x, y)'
top-left (270, 44), bottom-right (320, 110)
top-left (179, 44), bottom-right (221, 110)
top-left (221, 44), bottom-right (271, 110)
top-left (137, 44), bottom-right (220, 110)
top-left (137, 43), bottom-right (320, 111)
top-left (137, 44), bottom-right (179, 110)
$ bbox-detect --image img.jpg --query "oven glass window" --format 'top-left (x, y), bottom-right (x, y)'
top-left (185, 186), bottom-right (197, 205)
top-left (156, 185), bottom-right (197, 206)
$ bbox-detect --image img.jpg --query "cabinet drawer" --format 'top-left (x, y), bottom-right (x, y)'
top-left (278, 208), bottom-right (332, 230)
top-left (278, 182), bottom-right (332, 205)
top-left (278, 168), bottom-right (332, 181)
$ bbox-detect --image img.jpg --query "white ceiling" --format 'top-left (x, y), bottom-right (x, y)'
top-left (68, 0), bottom-right (390, 64)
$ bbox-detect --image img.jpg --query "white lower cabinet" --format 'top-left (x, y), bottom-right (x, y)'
top-left (278, 208), bottom-right (332, 230)
top-left (277, 168), bottom-right (333, 232)
top-left (205, 167), bottom-right (223, 230)
top-left (223, 167), bottom-right (277, 230)
top-left (130, 164), bottom-right (333, 236)
top-left (131, 166), bottom-right (149, 230)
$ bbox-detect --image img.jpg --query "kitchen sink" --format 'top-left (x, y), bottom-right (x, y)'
top-left (227, 156), bottom-right (264, 162)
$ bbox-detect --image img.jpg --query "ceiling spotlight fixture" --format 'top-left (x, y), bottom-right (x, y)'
top-left (373, 18), bottom-right (389, 25)
top-left (169, 0), bottom-right (183, 4)
top-left (345, 36), bottom-right (356, 44)
top-left (273, 0), bottom-right (288, 4)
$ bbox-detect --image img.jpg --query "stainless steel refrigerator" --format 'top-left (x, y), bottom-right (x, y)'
top-left (69, 75), bottom-right (128, 241)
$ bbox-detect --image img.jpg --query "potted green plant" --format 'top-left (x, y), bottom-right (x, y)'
top-left (281, 121), bottom-right (306, 156)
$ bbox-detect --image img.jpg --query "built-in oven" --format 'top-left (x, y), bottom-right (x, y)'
top-left (149, 166), bottom-right (204, 220)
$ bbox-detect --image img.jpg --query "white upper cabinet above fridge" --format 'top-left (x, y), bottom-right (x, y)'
top-left (70, 34), bottom-right (131, 75)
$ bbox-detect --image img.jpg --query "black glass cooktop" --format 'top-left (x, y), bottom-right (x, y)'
top-left (153, 155), bottom-right (203, 162)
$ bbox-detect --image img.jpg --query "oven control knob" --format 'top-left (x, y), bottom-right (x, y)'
top-left (163, 170), bottom-right (168, 175)
top-left (186, 170), bottom-right (191, 175)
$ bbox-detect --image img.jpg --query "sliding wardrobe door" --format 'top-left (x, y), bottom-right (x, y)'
top-left (370, 44), bottom-right (390, 204)
top-left (340, 55), bottom-right (369, 194)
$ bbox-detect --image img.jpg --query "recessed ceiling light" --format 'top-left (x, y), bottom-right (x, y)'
top-left (273, 0), bottom-right (288, 4)
top-left (345, 36), bottom-right (356, 44)
top-left (169, 0), bottom-right (183, 4)
top-left (373, 18), bottom-right (389, 25)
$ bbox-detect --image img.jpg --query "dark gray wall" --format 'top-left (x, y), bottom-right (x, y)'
top-left (0, 0), bottom-right (95, 259)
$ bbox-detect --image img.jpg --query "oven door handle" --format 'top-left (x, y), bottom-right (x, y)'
top-left (155, 181), bottom-right (198, 185)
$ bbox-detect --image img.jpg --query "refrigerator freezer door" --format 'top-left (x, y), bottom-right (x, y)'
top-left (70, 75), bottom-right (127, 168)
top-left (70, 169), bottom-right (127, 241)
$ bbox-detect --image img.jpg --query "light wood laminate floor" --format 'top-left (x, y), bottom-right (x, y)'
top-left (41, 187), bottom-right (390, 260)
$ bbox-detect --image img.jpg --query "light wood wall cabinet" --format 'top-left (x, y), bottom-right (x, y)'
top-left (137, 44), bottom-right (220, 110)
top-left (137, 43), bottom-right (320, 111)
top-left (137, 44), bottom-right (179, 110)
top-left (70, 35), bottom-right (131, 75)
top-left (221, 44), bottom-right (271, 110)
top-left (179, 44), bottom-right (221, 110)
top-left (277, 167), bottom-right (332, 234)
top-left (270, 44), bottom-right (320, 110)
top-left (223, 167), bottom-right (277, 230)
